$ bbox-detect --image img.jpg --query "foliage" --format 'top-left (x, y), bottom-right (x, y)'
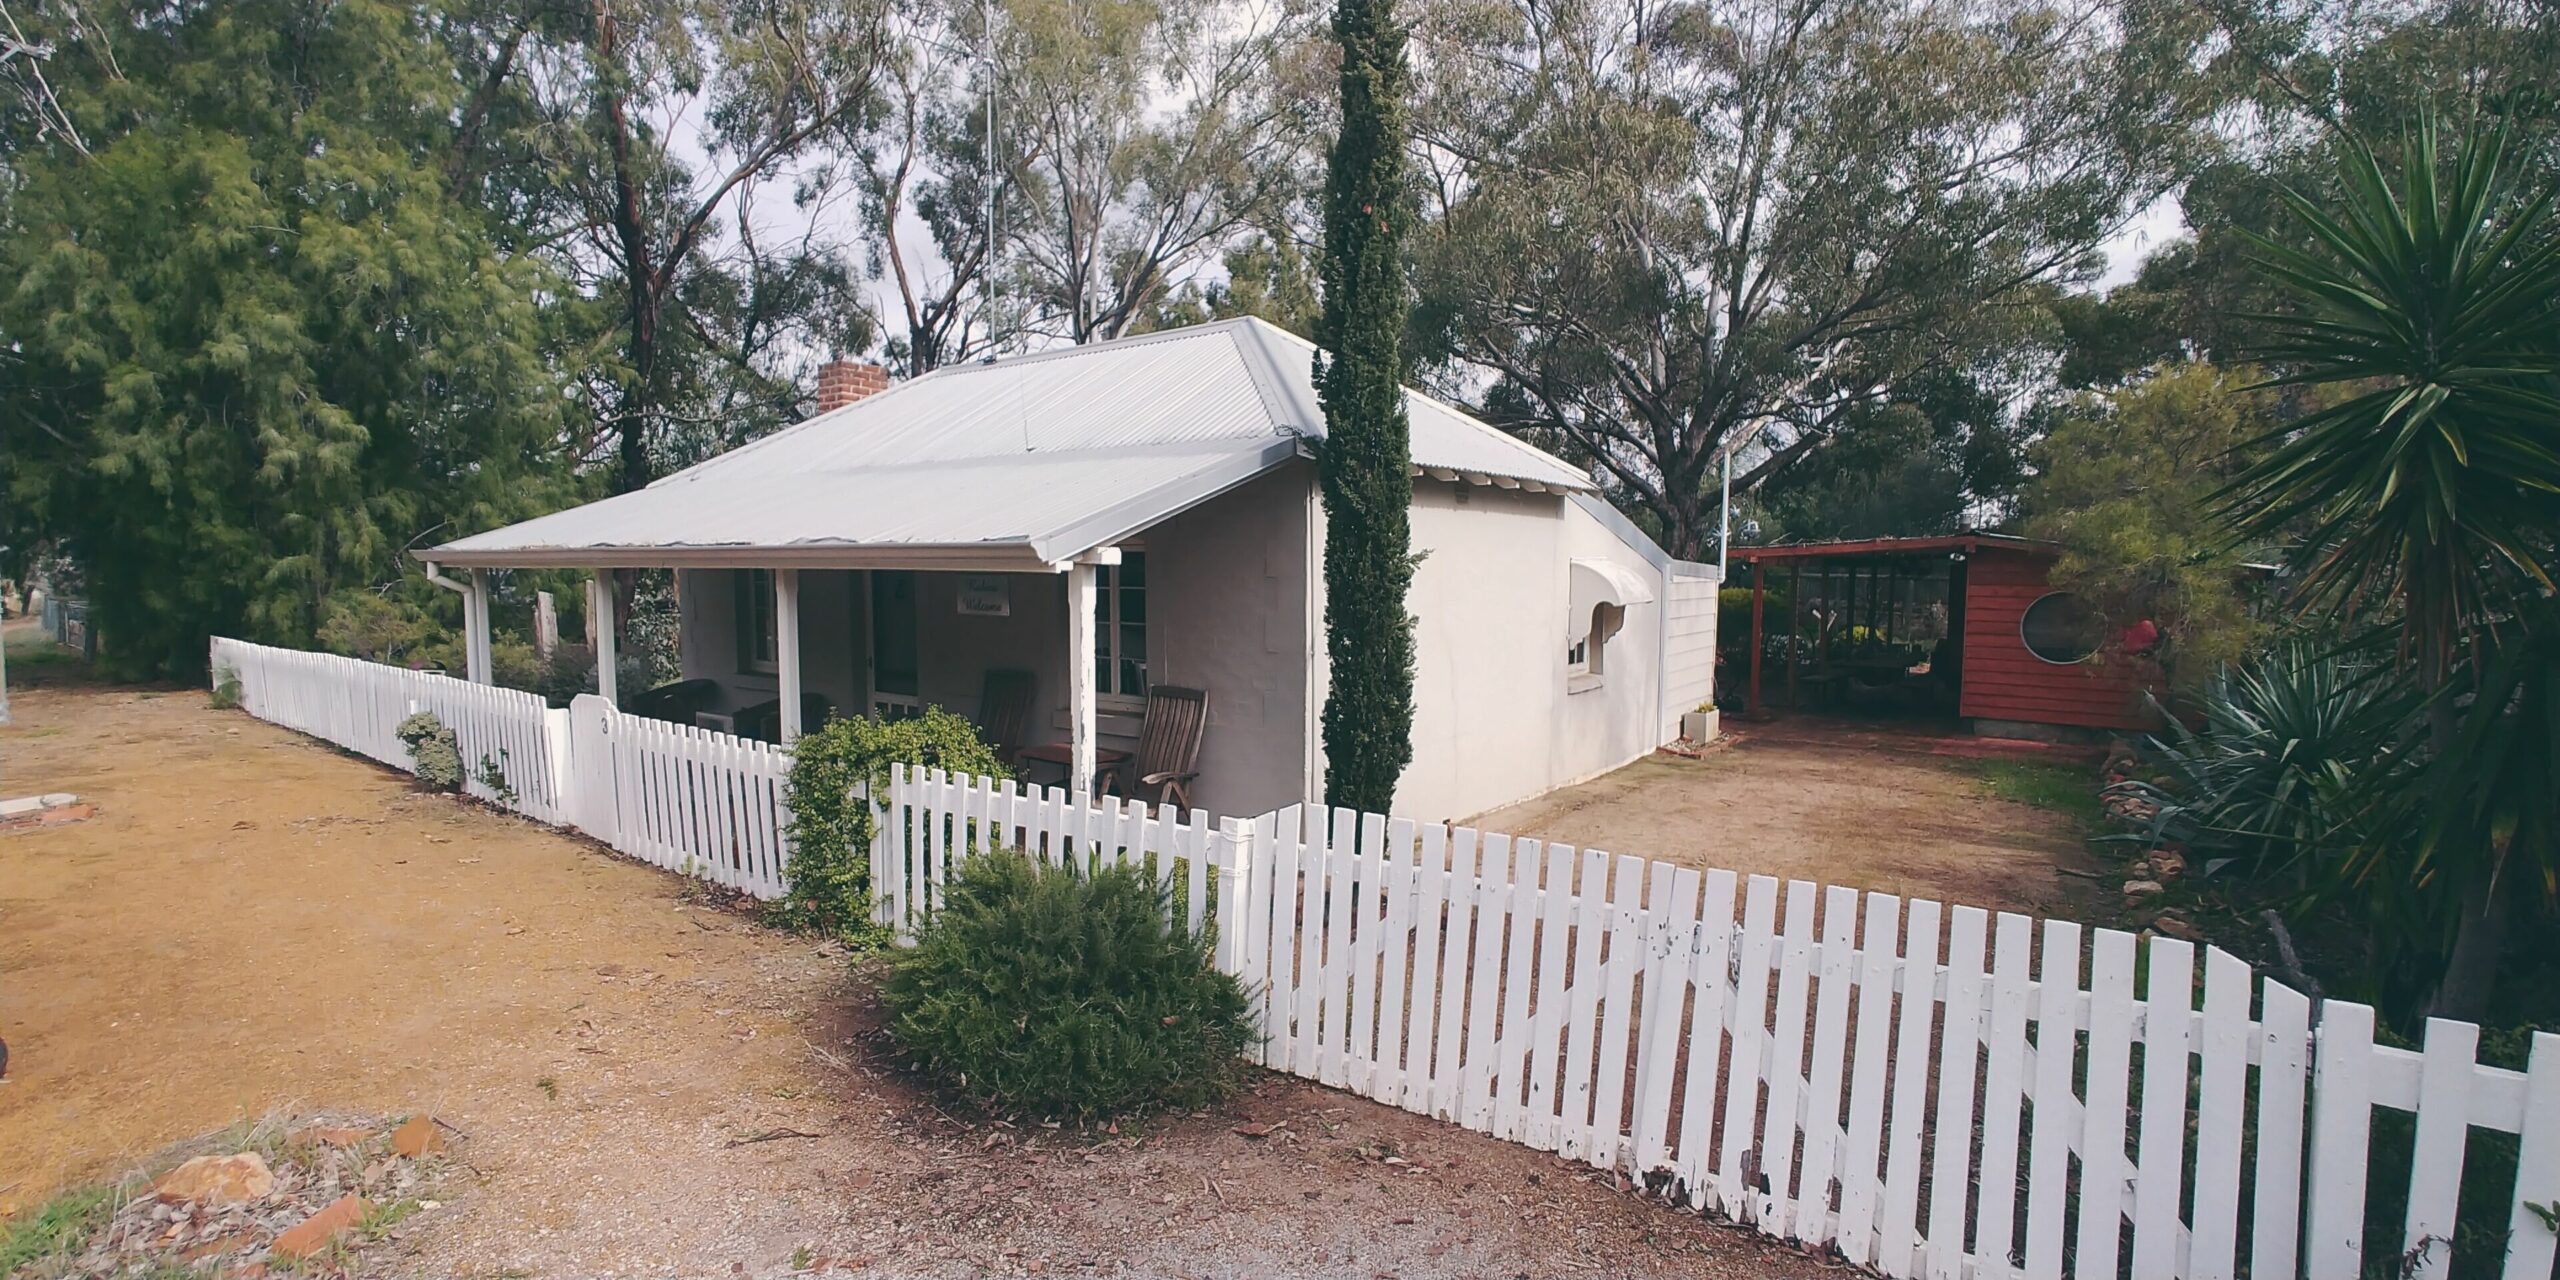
top-left (1968, 759), bottom-right (2102, 830)
top-left (0, 1183), bottom-right (113, 1274)
top-left (2217, 118), bottom-right (2560, 1021)
top-left (991, 0), bottom-right (1318, 346)
top-left (396, 712), bottom-right (465, 793)
top-left (2023, 363), bottom-right (2275, 682)
top-left (780, 709), bottom-right (1009, 937)
top-left (208, 667), bottom-right (241, 711)
top-left (882, 849), bottom-right (1255, 1116)
top-left (1750, 366), bottom-right (2034, 544)
top-left (1407, 0), bottom-right (2220, 556)
top-left (2115, 638), bottom-right (2421, 885)
top-left (1314, 0), bottom-right (1418, 814)
top-left (317, 590), bottom-right (446, 669)
top-left (0, 0), bottom-right (574, 681)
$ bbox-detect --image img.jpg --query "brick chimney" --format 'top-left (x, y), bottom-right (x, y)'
top-left (816, 359), bottom-right (891, 413)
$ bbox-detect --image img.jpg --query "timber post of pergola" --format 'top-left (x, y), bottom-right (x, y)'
top-left (1746, 569), bottom-right (1765, 718)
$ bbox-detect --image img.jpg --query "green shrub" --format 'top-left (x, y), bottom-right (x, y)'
top-left (209, 665), bottom-right (241, 709)
top-left (396, 711), bottom-right (464, 791)
top-left (882, 850), bottom-right (1256, 1117)
top-left (780, 708), bottom-right (1008, 936)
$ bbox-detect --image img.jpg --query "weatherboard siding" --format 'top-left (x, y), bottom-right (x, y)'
top-left (1957, 550), bottom-right (2156, 732)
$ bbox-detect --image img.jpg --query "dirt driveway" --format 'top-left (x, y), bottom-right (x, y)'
top-left (0, 651), bottom-right (1827, 1280)
top-left (1476, 718), bottom-right (2107, 918)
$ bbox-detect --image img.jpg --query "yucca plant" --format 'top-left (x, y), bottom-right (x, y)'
top-left (2114, 637), bottom-right (2419, 882)
top-left (2219, 118), bottom-right (2560, 1020)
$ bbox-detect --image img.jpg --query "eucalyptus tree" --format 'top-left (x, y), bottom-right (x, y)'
top-left (1406, 0), bottom-right (2222, 558)
top-left (996, 0), bottom-right (1321, 344)
top-left (525, 0), bottom-right (895, 491)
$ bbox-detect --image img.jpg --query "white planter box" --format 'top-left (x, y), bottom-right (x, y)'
top-left (1680, 707), bottom-right (1721, 743)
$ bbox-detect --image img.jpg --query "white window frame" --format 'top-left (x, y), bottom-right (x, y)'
top-left (1095, 550), bottom-right (1148, 710)
top-left (1568, 604), bottom-right (1618, 692)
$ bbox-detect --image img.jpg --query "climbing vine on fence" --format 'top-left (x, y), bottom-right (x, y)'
top-left (778, 709), bottom-right (1008, 938)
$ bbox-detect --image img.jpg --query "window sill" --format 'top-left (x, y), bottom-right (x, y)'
top-left (1567, 673), bottom-right (1605, 695)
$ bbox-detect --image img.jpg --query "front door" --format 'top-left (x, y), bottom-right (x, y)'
top-left (868, 569), bottom-right (921, 720)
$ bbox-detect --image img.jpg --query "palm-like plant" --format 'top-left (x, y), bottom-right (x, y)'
top-left (2220, 119), bottom-right (2560, 1021)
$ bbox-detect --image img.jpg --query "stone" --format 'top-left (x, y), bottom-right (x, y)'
top-left (390, 1115), bottom-right (445, 1157)
top-left (2152, 849), bottom-right (2188, 880)
top-left (2122, 879), bottom-right (2165, 902)
top-left (149, 1153), bottom-right (276, 1206)
top-left (181, 1233), bottom-right (257, 1261)
top-left (2154, 913), bottom-right (2203, 941)
top-left (271, 1194), bottom-right (372, 1259)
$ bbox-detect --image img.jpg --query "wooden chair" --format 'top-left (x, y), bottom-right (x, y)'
top-left (1106, 685), bottom-right (1209, 812)
top-left (976, 668), bottom-right (1035, 765)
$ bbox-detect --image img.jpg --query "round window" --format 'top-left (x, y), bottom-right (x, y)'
top-left (2019, 592), bottom-right (2103, 664)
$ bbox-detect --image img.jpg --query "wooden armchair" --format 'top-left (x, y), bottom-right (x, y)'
top-left (1106, 685), bottom-right (1209, 812)
top-left (976, 668), bottom-right (1035, 766)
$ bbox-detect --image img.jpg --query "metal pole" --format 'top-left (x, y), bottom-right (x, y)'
top-left (1718, 446), bottom-right (1735, 578)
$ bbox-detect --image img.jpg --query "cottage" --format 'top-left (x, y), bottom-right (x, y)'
top-left (421, 318), bottom-right (1721, 822)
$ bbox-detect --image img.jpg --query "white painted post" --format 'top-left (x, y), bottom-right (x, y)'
top-left (1067, 559), bottom-right (1098, 796)
top-left (776, 567), bottom-right (803, 744)
top-left (466, 569), bottom-right (493, 684)
top-left (587, 572), bottom-right (618, 704)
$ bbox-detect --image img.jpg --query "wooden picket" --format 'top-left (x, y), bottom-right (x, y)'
top-left (878, 767), bottom-right (2560, 1280)
top-left (206, 643), bottom-right (2560, 1280)
top-left (209, 636), bottom-right (793, 898)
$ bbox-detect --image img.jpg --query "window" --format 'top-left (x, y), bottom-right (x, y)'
top-left (735, 568), bottom-right (778, 673)
top-left (2020, 591), bottom-right (2102, 664)
top-left (1568, 603), bottom-right (1619, 686)
top-left (1094, 552), bottom-right (1147, 699)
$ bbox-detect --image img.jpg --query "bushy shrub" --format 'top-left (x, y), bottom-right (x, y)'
top-left (882, 850), bottom-right (1255, 1117)
top-left (208, 666), bottom-right (241, 710)
top-left (780, 708), bottom-right (1008, 936)
top-left (396, 711), bottom-right (464, 791)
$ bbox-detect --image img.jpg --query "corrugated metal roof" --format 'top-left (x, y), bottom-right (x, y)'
top-left (427, 317), bottom-right (1596, 568)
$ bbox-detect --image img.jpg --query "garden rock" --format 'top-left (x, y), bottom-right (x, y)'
top-left (150, 1152), bottom-right (276, 1205)
top-left (272, 1193), bottom-right (371, 1258)
top-left (2122, 879), bottom-right (2165, 903)
top-left (391, 1114), bottom-right (446, 1156)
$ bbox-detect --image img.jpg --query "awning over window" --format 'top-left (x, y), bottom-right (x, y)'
top-left (1568, 558), bottom-right (1655, 638)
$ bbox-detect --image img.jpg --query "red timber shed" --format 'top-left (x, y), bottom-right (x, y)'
top-left (1728, 533), bottom-right (2160, 738)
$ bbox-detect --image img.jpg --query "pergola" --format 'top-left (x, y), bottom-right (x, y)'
top-left (1727, 533), bottom-right (2049, 719)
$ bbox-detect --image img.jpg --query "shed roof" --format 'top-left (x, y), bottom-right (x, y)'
top-left (1726, 533), bottom-right (2057, 563)
top-left (425, 318), bottom-right (1595, 571)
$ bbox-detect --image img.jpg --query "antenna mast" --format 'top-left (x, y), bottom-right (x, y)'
top-left (980, 0), bottom-right (1000, 360)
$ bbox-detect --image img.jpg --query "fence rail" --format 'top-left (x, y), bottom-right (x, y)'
top-left (209, 636), bottom-right (790, 896)
top-left (881, 764), bottom-right (2560, 1280)
top-left (205, 639), bottom-right (2560, 1279)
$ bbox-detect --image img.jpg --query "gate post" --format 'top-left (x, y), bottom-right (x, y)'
top-left (566, 694), bottom-right (620, 844)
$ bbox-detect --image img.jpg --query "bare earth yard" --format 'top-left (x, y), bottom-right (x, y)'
top-left (1477, 718), bottom-right (2107, 918)
top-left (0, 658), bottom-right (1829, 1279)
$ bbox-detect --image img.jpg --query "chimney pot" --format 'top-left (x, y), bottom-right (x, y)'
top-left (817, 359), bottom-right (891, 413)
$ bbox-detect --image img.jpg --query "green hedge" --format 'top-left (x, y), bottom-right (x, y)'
top-left (778, 708), bottom-right (1007, 937)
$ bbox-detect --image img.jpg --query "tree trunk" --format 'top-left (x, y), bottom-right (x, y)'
top-left (2428, 872), bottom-right (2509, 1023)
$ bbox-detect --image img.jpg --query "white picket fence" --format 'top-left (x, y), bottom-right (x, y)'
top-left (879, 764), bottom-right (2560, 1280)
top-left (212, 637), bottom-right (570, 821)
top-left (209, 637), bottom-right (792, 896)
top-left (207, 639), bottom-right (2560, 1279)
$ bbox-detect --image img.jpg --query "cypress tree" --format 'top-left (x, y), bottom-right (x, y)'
top-left (1313, 0), bottom-right (1416, 814)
